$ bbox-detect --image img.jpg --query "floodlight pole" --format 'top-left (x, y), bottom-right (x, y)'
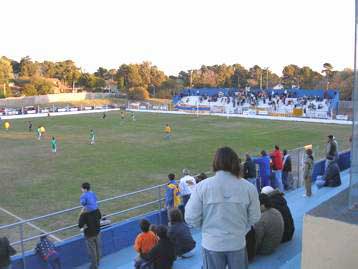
top-left (349, 0), bottom-right (358, 209)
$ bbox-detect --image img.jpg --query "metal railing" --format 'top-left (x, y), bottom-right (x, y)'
top-left (0, 183), bottom-right (167, 269)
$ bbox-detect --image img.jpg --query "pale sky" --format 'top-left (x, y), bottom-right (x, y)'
top-left (0, 0), bottom-right (354, 76)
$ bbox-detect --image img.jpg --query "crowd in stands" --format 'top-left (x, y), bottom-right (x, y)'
top-left (178, 89), bottom-right (334, 115)
top-left (0, 135), bottom-right (344, 269)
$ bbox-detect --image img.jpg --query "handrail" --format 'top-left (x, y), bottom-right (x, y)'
top-left (0, 183), bottom-right (166, 230)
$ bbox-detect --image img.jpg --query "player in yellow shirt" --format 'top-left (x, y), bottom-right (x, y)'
top-left (164, 124), bottom-right (172, 140)
top-left (4, 121), bottom-right (10, 131)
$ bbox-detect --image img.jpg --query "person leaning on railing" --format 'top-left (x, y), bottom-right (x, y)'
top-left (185, 147), bottom-right (261, 269)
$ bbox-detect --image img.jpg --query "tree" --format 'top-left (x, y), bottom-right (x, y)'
top-left (19, 56), bottom-right (39, 77)
top-left (0, 57), bottom-right (14, 96)
top-left (22, 83), bottom-right (38, 96)
top-left (127, 86), bottom-right (149, 100)
top-left (94, 67), bottom-right (109, 79)
top-left (281, 65), bottom-right (300, 89)
top-left (322, 63), bottom-right (334, 90)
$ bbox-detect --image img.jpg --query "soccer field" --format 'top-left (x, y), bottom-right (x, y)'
top-left (0, 111), bottom-right (352, 228)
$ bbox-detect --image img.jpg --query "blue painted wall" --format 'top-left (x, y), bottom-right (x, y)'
top-left (11, 210), bottom-right (168, 269)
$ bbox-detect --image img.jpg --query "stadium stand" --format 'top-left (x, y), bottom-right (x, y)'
top-left (173, 88), bottom-right (340, 119)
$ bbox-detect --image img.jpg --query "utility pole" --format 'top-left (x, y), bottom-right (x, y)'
top-left (260, 71), bottom-right (263, 90)
top-left (266, 67), bottom-right (269, 89)
top-left (349, 0), bottom-right (358, 210)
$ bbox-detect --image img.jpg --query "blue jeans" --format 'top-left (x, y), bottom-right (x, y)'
top-left (272, 170), bottom-right (284, 192)
top-left (202, 247), bottom-right (248, 269)
top-left (47, 253), bottom-right (61, 269)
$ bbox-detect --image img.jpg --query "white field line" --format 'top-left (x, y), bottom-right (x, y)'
top-left (0, 206), bottom-right (61, 242)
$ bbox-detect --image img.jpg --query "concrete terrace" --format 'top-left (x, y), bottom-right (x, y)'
top-left (76, 170), bottom-right (350, 269)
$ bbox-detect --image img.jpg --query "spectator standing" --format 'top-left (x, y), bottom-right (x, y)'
top-left (303, 149), bottom-right (314, 197)
top-left (261, 187), bottom-right (295, 243)
top-left (35, 235), bottom-right (61, 269)
top-left (326, 135), bottom-right (339, 164)
top-left (0, 237), bottom-right (16, 269)
top-left (270, 145), bottom-right (284, 192)
top-left (254, 194), bottom-right (284, 256)
top-left (282, 149), bottom-right (293, 190)
top-left (185, 147), bottom-right (261, 269)
top-left (178, 169), bottom-right (196, 207)
top-left (254, 151), bottom-right (271, 189)
top-left (78, 207), bottom-right (102, 269)
top-left (165, 174), bottom-right (180, 210)
top-left (168, 208), bottom-right (196, 258)
top-left (134, 219), bottom-right (158, 269)
top-left (316, 156), bottom-right (341, 188)
top-left (243, 154), bottom-right (257, 187)
top-left (80, 183), bottom-right (98, 213)
top-left (146, 225), bottom-right (176, 269)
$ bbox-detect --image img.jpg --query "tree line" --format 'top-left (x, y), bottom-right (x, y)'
top-left (0, 56), bottom-right (354, 100)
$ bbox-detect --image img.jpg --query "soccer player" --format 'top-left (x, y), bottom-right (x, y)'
top-left (4, 121), bottom-right (10, 131)
top-left (89, 129), bottom-right (96, 144)
top-left (37, 126), bottom-right (42, 140)
top-left (28, 121), bottom-right (33, 132)
top-left (102, 112), bottom-right (106, 119)
top-left (131, 111), bottom-right (136, 121)
top-left (51, 137), bottom-right (57, 153)
top-left (164, 124), bottom-right (172, 140)
top-left (120, 111), bottom-right (125, 120)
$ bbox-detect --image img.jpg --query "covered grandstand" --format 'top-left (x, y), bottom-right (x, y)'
top-left (173, 88), bottom-right (340, 119)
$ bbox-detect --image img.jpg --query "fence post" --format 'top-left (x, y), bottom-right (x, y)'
top-left (19, 223), bottom-right (26, 269)
top-left (158, 186), bottom-right (162, 225)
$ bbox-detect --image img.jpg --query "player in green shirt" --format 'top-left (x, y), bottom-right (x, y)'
top-left (90, 129), bottom-right (96, 145)
top-left (51, 137), bottom-right (57, 153)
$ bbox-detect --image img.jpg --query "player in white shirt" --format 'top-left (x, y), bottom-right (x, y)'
top-left (178, 168), bottom-right (196, 207)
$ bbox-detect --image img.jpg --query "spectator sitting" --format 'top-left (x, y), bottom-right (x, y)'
top-left (261, 186), bottom-right (295, 243)
top-left (146, 225), bottom-right (176, 269)
top-left (195, 173), bottom-right (207, 184)
top-left (35, 235), bottom-right (61, 269)
top-left (254, 193), bottom-right (284, 256)
top-left (168, 208), bottom-right (196, 258)
top-left (244, 154), bottom-right (257, 187)
top-left (316, 156), bottom-right (341, 188)
top-left (254, 150), bottom-right (271, 189)
top-left (80, 182), bottom-right (98, 213)
top-left (134, 219), bottom-right (158, 269)
top-left (0, 237), bottom-right (16, 269)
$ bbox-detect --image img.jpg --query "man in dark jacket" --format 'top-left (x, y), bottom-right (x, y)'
top-left (79, 208), bottom-right (102, 269)
top-left (0, 237), bottom-right (16, 269)
top-left (244, 154), bottom-right (257, 187)
top-left (282, 149), bottom-right (293, 190)
top-left (261, 186), bottom-right (295, 243)
top-left (316, 157), bottom-right (341, 188)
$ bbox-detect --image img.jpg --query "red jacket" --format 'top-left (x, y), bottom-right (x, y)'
top-left (271, 150), bottom-right (283, 170)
